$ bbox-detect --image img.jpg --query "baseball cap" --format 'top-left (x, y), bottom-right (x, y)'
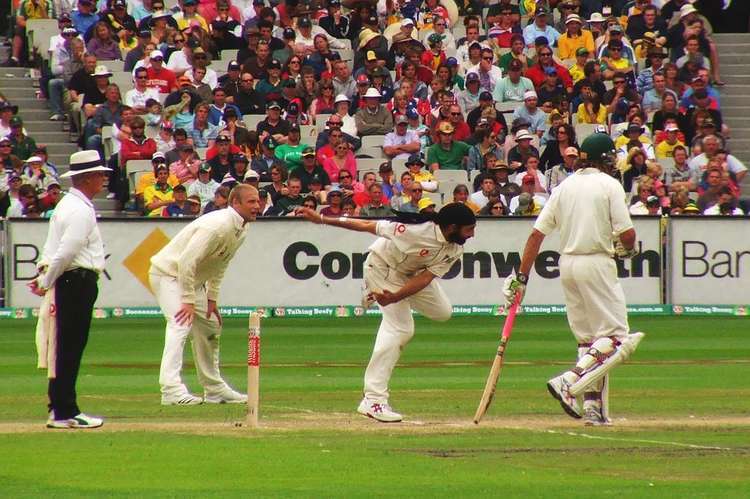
top-left (378, 162), bottom-right (393, 173)
top-left (150, 50), bottom-right (164, 60)
top-left (609, 24), bottom-right (623, 33)
top-left (138, 29), bottom-right (151, 38)
top-left (466, 72), bottom-right (480, 82)
top-left (479, 91), bottom-right (493, 101)
top-left (356, 74), bottom-right (370, 85)
top-left (302, 146), bottom-right (315, 157)
top-left (401, 18), bottom-right (414, 28)
top-left (579, 133), bottom-right (616, 161)
top-left (405, 107), bottom-right (419, 120)
top-left (544, 66), bottom-right (557, 76)
top-left (334, 94), bottom-right (350, 104)
top-left (576, 47), bottom-right (589, 57)
top-left (216, 134), bottom-right (231, 143)
top-left (427, 33), bottom-right (445, 45)
top-left (523, 90), bottom-right (538, 100)
top-left (627, 122), bottom-right (643, 133)
top-left (365, 50), bottom-right (377, 62)
top-left (244, 169), bottom-right (260, 181)
top-left (199, 163), bottom-right (211, 172)
top-left (370, 66), bottom-right (388, 78)
top-left (262, 136), bottom-right (277, 148)
top-left (522, 174), bottom-right (536, 184)
top-left (232, 153), bottom-right (249, 163)
top-left (406, 153), bottom-right (423, 165)
top-left (309, 174), bottom-right (323, 185)
top-left (446, 57), bottom-right (458, 67)
top-left (283, 27), bottom-right (296, 39)
top-left (152, 151), bottom-right (166, 161)
top-left (395, 115), bottom-right (408, 125)
top-left (287, 101), bottom-right (300, 116)
top-left (113, 0), bottom-right (126, 8)
top-left (24, 155), bottom-right (43, 164)
top-left (509, 59), bottom-right (523, 71)
top-left (267, 101), bottom-right (281, 110)
top-left (10, 116), bottom-right (23, 126)
top-left (535, 7), bottom-right (548, 17)
top-left (298, 17), bottom-right (312, 28)
top-left (564, 147), bottom-right (579, 157)
top-left (227, 60), bottom-right (241, 71)
top-left (515, 129), bottom-right (534, 141)
top-left (665, 124), bottom-right (680, 132)
top-left (534, 36), bottom-right (549, 47)
top-left (268, 59), bottom-right (282, 70)
top-left (0, 136), bottom-right (11, 145)
top-left (289, 122), bottom-right (301, 133)
top-left (565, 14), bottom-right (582, 24)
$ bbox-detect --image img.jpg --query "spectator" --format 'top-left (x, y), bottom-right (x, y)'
top-left (185, 162), bottom-right (217, 209)
top-left (331, 95), bottom-right (358, 139)
top-left (188, 103), bottom-right (219, 148)
top-left (636, 46), bottom-right (669, 96)
top-left (257, 101), bottom-right (291, 144)
top-left (250, 137), bottom-right (283, 182)
top-left (514, 156), bottom-right (547, 195)
top-left (512, 91), bottom-right (547, 139)
top-left (7, 183), bottom-right (38, 218)
top-left (508, 177), bottom-right (546, 214)
top-left (135, 152), bottom-right (179, 203)
top-left (174, 0), bottom-right (208, 32)
top-left (218, 60), bottom-right (242, 101)
top-left (655, 124), bottom-right (686, 159)
top-left (689, 136), bottom-right (747, 184)
top-left (425, 122), bottom-right (470, 171)
top-left (72, 0), bottom-right (98, 39)
top-left (355, 88), bottom-right (393, 137)
top-left (507, 129), bottom-right (540, 170)
top-left (163, 184), bottom-right (191, 217)
top-left (170, 143), bottom-right (201, 184)
top-left (467, 127), bottom-right (503, 173)
top-left (450, 184), bottom-right (480, 214)
top-left (291, 147), bottom-right (331, 192)
top-left (21, 156), bottom-right (58, 192)
top-left (458, 72), bottom-right (482, 115)
top-left (536, 67), bottom-right (566, 108)
top-left (163, 77), bottom-right (202, 129)
top-left (0, 102), bottom-right (18, 138)
top-left (7, 117), bottom-right (37, 161)
top-left (143, 164), bottom-right (175, 216)
top-left (164, 128), bottom-right (188, 165)
top-left (203, 184), bottom-right (229, 213)
top-left (320, 187), bottom-right (344, 217)
top-left (319, 1), bottom-right (350, 47)
top-left (146, 50), bottom-right (177, 94)
top-left (526, 46), bottom-right (573, 94)
top-left (352, 171), bottom-right (383, 207)
top-left (29, 145), bottom-right (59, 179)
top-left (274, 123), bottom-right (307, 172)
top-left (86, 21), bottom-right (122, 61)
top-left (622, 147), bottom-right (650, 194)
top-left (331, 60), bottom-right (356, 101)
top-left (557, 14), bottom-right (595, 60)
top-left (206, 135), bottom-right (234, 181)
top-left (308, 79), bottom-right (337, 120)
top-left (702, 186), bottom-right (744, 215)
top-left (359, 182), bottom-right (394, 217)
top-left (4, 0), bottom-right (52, 66)
top-left (601, 40), bottom-right (635, 81)
top-left (539, 124), bottom-right (578, 173)
top-left (322, 140), bottom-right (356, 184)
top-left (523, 9), bottom-right (559, 48)
top-left (234, 72), bottom-right (264, 115)
top-left (189, 66), bottom-right (214, 103)
top-left (493, 58), bottom-right (535, 103)
top-left (603, 72), bottom-right (641, 124)
top-left (0, 135), bottom-right (23, 174)
top-left (124, 29), bottom-right (153, 72)
top-left (569, 47), bottom-right (590, 84)
top-left (272, 176), bottom-right (304, 215)
top-left (469, 176), bottom-right (497, 208)
top-left (48, 34), bottom-right (85, 121)
top-left (652, 93), bottom-right (680, 133)
top-left (383, 115), bottom-right (421, 161)
top-left (546, 147), bottom-right (579, 193)
top-left (37, 181), bottom-right (62, 215)
top-left (467, 48), bottom-right (503, 94)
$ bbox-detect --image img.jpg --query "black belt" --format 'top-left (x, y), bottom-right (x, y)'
top-left (63, 268), bottom-right (99, 280)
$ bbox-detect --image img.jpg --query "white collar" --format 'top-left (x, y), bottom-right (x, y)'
top-left (69, 187), bottom-right (94, 208)
top-left (228, 206), bottom-right (246, 230)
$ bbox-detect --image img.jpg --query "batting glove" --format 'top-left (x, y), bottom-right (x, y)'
top-left (502, 273), bottom-right (528, 308)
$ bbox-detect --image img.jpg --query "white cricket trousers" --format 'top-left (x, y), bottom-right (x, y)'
top-left (149, 272), bottom-right (230, 398)
top-left (559, 253), bottom-right (630, 344)
top-left (362, 255), bottom-right (453, 403)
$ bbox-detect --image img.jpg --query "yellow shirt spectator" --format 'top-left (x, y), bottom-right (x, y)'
top-left (136, 171), bottom-right (180, 196)
top-left (576, 102), bottom-right (608, 125)
top-left (569, 62), bottom-right (586, 83)
top-left (655, 139), bottom-right (686, 159)
top-left (557, 30), bottom-right (595, 61)
top-left (143, 183), bottom-right (174, 217)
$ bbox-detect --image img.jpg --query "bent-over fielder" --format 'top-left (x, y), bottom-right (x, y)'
top-left (504, 133), bottom-right (644, 426)
top-left (150, 184), bottom-right (260, 405)
top-left (297, 203), bottom-right (477, 422)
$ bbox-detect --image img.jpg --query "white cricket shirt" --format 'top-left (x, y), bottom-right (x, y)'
top-left (150, 207), bottom-right (247, 303)
top-left (369, 220), bottom-right (463, 278)
top-left (38, 188), bottom-right (106, 289)
top-left (533, 168), bottom-right (633, 256)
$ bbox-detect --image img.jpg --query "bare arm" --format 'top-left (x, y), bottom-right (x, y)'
top-left (618, 227), bottom-right (636, 251)
top-left (519, 229), bottom-right (546, 276)
top-left (375, 270), bottom-right (436, 306)
top-left (296, 206), bottom-right (377, 234)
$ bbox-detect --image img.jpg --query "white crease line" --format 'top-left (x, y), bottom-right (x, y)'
top-left (543, 428), bottom-right (733, 451)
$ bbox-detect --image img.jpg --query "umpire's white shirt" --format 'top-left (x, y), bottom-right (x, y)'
top-left (533, 168), bottom-right (633, 256)
top-left (369, 220), bottom-right (462, 278)
top-left (150, 207), bottom-right (247, 304)
top-left (38, 188), bottom-right (105, 290)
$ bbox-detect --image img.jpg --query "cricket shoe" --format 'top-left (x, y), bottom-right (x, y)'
top-left (547, 374), bottom-right (582, 419)
top-left (47, 413), bottom-right (104, 429)
top-left (357, 398), bottom-right (402, 423)
top-left (161, 393), bottom-right (204, 406)
top-left (583, 405), bottom-right (612, 427)
top-left (204, 389), bottom-right (248, 404)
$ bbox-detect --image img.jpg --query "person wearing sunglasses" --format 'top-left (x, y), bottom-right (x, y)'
top-left (522, 8), bottom-right (560, 48)
top-left (601, 40), bottom-right (634, 81)
top-left (524, 46), bottom-right (574, 95)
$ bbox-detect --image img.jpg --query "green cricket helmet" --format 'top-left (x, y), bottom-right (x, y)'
top-left (579, 132), bottom-right (616, 162)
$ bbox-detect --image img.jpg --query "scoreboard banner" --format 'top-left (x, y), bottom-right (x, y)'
top-left (5, 217), bottom-right (662, 308)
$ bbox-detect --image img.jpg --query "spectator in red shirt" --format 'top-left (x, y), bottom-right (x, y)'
top-left (525, 46), bottom-right (573, 94)
top-left (146, 50), bottom-right (177, 93)
top-left (120, 117), bottom-right (157, 168)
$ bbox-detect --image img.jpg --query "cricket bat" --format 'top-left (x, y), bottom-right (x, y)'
top-left (246, 312), bottom-right (261, 428)
top-left (473, 295), bottom-right (521, 424)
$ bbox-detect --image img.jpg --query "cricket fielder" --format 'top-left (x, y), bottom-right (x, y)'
top-left (150, 184), bottom-right (260, 405)
top-left (297, 204), bottom-right (477, 422)
top-left (503, 133), bottom-right (644, 426)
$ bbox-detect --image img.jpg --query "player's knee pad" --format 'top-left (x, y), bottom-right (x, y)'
top-left (568, 333), bottom-right (644, 397)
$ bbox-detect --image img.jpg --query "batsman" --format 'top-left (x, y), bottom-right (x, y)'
top-left (504, 133), bottom-right (644, 426)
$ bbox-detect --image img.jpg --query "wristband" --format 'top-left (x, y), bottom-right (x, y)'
top-left (516, 272), bottom-right (529, 285)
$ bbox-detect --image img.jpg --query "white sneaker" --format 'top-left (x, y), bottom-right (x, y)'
top-left (161, 393), bottom-right (204, 406)
top-left (204, 390), bottom-right (248, 404)
top-left (547, 374), bottom-right (582, 419)
top-left (106, 192), bottom-right (116, 199)
top-left (47, 413), bottom-right (104, 429)
top-left (49, 114), bottom-right (64, 121)
top-left (357, 397), bottom-right (402, 422)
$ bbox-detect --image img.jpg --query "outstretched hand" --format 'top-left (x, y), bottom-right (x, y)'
top-left (295, 206), bottom-right (323, 224)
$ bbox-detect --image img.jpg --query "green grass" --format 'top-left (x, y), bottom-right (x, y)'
top-left (1, 316), bottom-right (748, 497)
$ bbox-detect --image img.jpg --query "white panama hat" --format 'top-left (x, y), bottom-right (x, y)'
top-left (60, 150), bottom-right (112, 178)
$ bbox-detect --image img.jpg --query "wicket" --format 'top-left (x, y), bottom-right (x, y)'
top-left (247, 312), bottom-right (261, 428)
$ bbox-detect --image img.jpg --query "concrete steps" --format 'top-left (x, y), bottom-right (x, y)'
top-left (714, 33), bottom-right (750, 165)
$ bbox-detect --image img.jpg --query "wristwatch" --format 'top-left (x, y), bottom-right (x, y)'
top-left (516, 272), bottom-right (529, 285)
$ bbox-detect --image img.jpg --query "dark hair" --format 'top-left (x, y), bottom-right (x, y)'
top-left (583, 60), bottom-right (599, 77)
top-left (173, 184), bottom-right (187, 193)
top-left (174, 128), bottom-right (188, 139)
top-left (302, 194), bottom-right (318, 208)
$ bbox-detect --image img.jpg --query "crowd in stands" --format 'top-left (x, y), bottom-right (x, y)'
top-left (1, 0), bottom-right (748, 220)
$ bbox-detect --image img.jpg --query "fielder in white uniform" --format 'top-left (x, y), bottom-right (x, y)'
top-left (504, 133), bottom-right (645, 426)
top-left (149, 184), bottom-right (260, 405)
top-left (297, 203), bottom-right (477, 422)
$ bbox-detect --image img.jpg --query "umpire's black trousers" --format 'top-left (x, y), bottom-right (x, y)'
top-left (48, 268), bottom-right (99, 420)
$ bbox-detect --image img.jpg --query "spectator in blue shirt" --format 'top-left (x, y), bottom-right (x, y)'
top-left (523, 9), bottom-right (559, 48)
top-left (208, 87), bottom-right (242, 127)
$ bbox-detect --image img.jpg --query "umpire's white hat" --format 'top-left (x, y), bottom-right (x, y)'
top-left (60, 150), bottom-right (112, 178)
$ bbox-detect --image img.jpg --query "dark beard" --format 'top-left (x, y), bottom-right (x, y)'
top-left (446, 232), bottom-right (467, 245)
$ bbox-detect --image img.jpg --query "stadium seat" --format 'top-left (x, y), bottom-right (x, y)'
top-left (300, 125), bottom-right (318, 146)
top-left (102, 126), bottom-right (113, 159)
top-left (145, 125), bottom-right (158, 139)
top-left (111, 71), bottom-right (134, 91)
top-left (575, 123), bottom-right (599, 141)
top-left (220, 49), bottom-right (239, 62)
top-left (195, 147), bottom-right (208, 159)
top-left (101, 60), bottom-right (124, 73)
top-left (469, 169), bottom-right (482, 185)
top-left (392, 157), bottom-right (408, 176)
top-left (357, 147), bottom-right (385, 159)
top-left (361, 135), bottom-right (386, 149)
top-left (316, 113), bottom-right (332, 129)
top-left (126, 159), bottom-right (152, 173)
top-left (357, 158), bottom-right (385, 175)
top-left (496, 101), bottom-right (522, 113)
top-left (434, 169), bottom-right (468, 183)
top-left (242, 114), bottom-right (265, 131)
top-left (338, 48), bottom-right (354, 62)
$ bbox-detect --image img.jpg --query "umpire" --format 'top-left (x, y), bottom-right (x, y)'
top-left (29, 150), bottom-right (111, 429)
